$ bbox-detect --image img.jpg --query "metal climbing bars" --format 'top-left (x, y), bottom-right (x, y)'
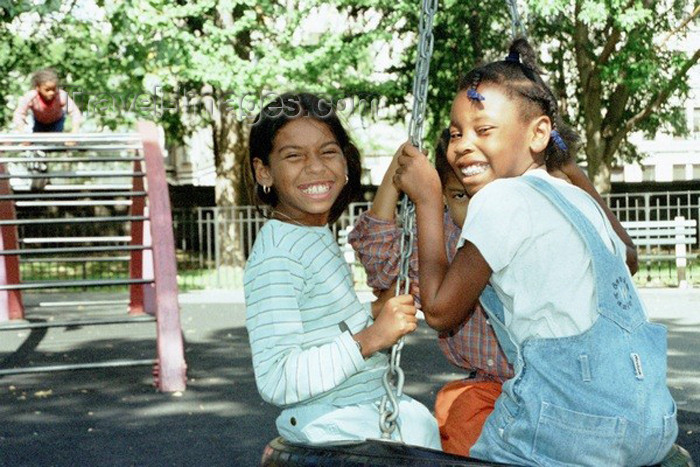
top-left (0, 123), bottom-right (186, 392)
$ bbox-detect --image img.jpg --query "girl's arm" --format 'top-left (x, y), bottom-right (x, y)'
top-left (370, 147), bottom-right (402, 220)
top-left (12, 91), bottom-right (34, 132)
top-left (63, 91), bottom-right (82, 133)
top-left (348, 146), bottom-right (418, 293)
top-left (394, 143), bottom-right (491, 332)
top-left (246, 252), bottom-right (365, 406)
top-left (560, 160), bottom-right (639, 275)
top-left (245, 250), bottom-right (417, 406)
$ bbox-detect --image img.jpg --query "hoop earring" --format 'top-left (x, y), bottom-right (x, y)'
top-left (262, 184), bottom-right (270, 194)
top-left (344, 174), bottom-right (349, 185)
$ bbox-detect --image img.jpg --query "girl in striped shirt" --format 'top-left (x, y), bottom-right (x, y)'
top-left (244, 92), bottom-right (440, 448)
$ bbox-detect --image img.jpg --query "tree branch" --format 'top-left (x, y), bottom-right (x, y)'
top-left (660, 5), bottom-right (700, 47)
top-left (573, 3), bottom-right (593, 90)
top-left (601, 83), bottom-right (630, 137)
top-left (623, 48), bottom-right (700, 134)
top-left (596, 28), bottom-right (621, 67)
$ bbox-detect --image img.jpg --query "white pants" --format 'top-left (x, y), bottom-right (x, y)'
top-left (276, 395), bottom-right (441, 450)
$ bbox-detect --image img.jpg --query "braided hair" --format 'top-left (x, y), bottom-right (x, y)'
top-left (459, 39), bottom-right (579, 169)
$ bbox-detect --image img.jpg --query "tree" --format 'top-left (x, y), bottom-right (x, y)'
top-left (530, 0), bottom-right (699, 193)
top-left (103, 0), bottom-right (392, 265)
top-left (0, 1), bottom-right (116, 129)
top-left (342, 0), bottom-right (698, 193)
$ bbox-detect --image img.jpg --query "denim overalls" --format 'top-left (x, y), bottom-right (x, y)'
top-left (471, 175), bottom-right (677, 466)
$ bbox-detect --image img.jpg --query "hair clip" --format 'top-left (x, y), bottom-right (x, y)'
top-left (551, 129), bottom-right (568, 151)
top-left (505, 51), bottom-right (520, 63)
top-left (467, 88), bottom-right (485, 102)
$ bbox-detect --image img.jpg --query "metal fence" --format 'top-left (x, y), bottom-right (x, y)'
top-left (172, 191), bottom-right (700, 289)
top-left (18, 190), bottom-right (700, 290)
top-left (171, 202), bottom-right (372, 290)
top-left (605, 190), bottom-right (700, 224)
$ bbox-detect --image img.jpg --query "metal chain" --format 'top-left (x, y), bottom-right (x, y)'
top-left (505, 0), bottom-right (527, 38)
top-left (378, 0), bottom-right (438, 441)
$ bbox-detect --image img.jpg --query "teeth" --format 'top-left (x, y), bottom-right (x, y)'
top-left (302, 184), bottom-right (330, 195)
top-left (461, 164), bottom-right (489, 177)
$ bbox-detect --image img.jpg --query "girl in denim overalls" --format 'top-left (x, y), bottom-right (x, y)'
top-left (393, 38), bottom-right (682, 466)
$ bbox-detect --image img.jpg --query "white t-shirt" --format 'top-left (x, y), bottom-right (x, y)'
top-left (459, 169), bottom-right (627, 345)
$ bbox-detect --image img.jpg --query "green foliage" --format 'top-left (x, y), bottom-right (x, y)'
top-left (528, 0), bottom-right (697, 187)
top-left (1, 0), bottom-right (697, 194)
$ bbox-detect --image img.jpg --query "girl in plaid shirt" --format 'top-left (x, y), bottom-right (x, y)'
top-left (349, 130), bottom-right (512, 456)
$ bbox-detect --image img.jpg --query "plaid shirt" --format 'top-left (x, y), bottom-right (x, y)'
top-left (348, 210), bottom-right (513, 383)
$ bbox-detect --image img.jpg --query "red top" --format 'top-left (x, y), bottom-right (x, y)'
top-left (13, 89), bottom-right (82, 129)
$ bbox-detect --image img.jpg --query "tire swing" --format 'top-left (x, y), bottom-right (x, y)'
top-left (259, 1), bottom-right (499, 465)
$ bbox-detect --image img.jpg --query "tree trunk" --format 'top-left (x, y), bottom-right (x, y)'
top-left (591, 159), bottom-right (611, 195)
top-left (584, 136), bottom-right (612, 195)
top-left (213, 110), bottom-right (249, 267)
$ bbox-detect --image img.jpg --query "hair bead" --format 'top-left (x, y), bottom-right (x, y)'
top-left (505, 51), bottom-right (520, 63)
top-left (467, 88), bottom-right (485, 101)
top-left (550, 129), bottom-right (568, 151)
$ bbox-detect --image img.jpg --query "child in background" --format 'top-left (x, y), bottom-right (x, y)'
top-left (349, 129), bottom-right (513, 456)
top-left (393, 38), bottom-right (680, 465)
top-left (244, 92), bottom-right (440, 449)
top-left (13, 68), bottom-right (82, 133)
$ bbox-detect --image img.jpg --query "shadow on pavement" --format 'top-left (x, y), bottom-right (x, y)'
top-left (0, 294), bottom-right (698, 466)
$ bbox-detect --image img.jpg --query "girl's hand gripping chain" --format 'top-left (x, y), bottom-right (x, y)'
top-left (355, 294), bottom-right (418, 358)
top-left (392, 143), bottom-right (442, 207)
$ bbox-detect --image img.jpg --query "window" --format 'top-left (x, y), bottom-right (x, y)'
top-left (673, 164), bottom-right (687, 181)
top-left (693, 164), bottom-right (700, 180)
top-left (642, 165), bottom-right (656, 182)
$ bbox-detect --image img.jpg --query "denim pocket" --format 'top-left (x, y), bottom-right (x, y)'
top-left (647, 400), bottom-right (678, 465)
top-left (533, 401), bottom-right (627, 466)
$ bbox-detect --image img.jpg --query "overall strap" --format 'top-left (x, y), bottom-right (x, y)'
top-left (479, 285), bottom-right (518, 364)
top-left (521, 175), bottom-right (645, 332)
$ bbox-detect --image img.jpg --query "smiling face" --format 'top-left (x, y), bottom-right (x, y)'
top-left (253, 117), bottom-right (347, 226)
top-left (448, 84), bottom-right (550, 196)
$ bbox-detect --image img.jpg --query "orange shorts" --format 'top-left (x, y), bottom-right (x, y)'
top-left (434, 378), bottom-right (503, 456)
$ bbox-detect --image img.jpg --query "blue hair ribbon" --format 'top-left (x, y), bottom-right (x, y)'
top-left (467, 88), bottom-right (485, 102)
top-left (505, 51), bottom-right (520, 63)
top-left (551, 129), bottom-right (568, 151)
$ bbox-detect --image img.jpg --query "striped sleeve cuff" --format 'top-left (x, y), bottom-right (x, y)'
top-left (338, 330), bottom-right (367, 370)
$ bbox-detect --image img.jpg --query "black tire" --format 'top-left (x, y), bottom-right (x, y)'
top-left (260, 437), bottom-right (508, 466)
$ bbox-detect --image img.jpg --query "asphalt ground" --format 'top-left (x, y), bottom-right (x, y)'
top-left (0, 288), bottom-right (698, 466)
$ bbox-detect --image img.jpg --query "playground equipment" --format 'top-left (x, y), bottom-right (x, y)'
top-left (0, 122), bottom-right (186, 392)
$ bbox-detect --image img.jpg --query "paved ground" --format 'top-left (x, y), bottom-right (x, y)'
top-left (0, 288), bottom-right (698, 466)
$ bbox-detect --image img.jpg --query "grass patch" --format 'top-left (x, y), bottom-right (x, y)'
top-left (17, 257), bottom-right (700, 293)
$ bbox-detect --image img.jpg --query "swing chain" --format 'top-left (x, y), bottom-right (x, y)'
top-left (505, 0), bottom-right (527, 38)
top-left (407, 0), bottom-right (438, 152)
top-left (378, 0), bottom-right (437, 441)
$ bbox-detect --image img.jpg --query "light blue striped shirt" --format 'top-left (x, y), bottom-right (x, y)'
top-left (244, 220), bottom-right (388, 409)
